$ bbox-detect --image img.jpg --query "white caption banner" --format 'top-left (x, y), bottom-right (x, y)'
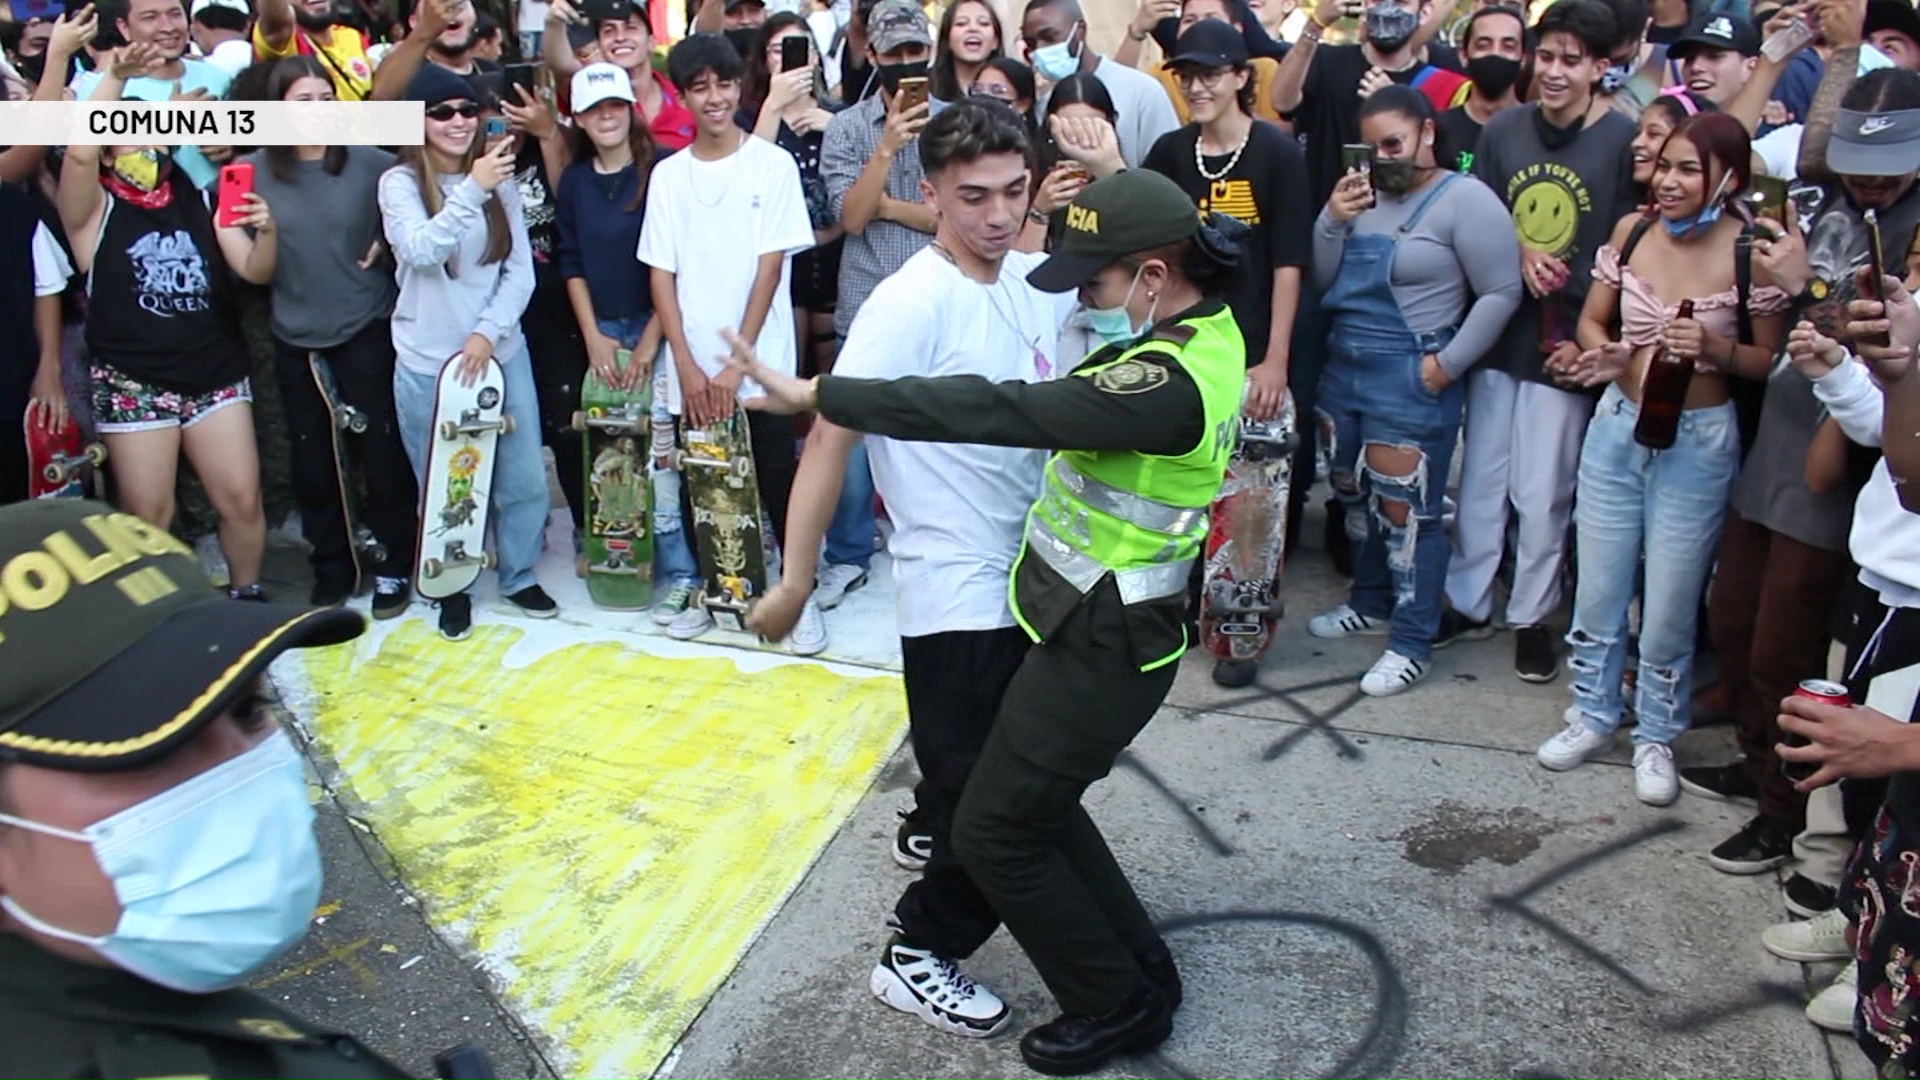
top-left (0, 101), bottom-right (425, 146)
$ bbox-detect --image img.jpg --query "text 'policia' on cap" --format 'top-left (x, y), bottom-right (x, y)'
top-left (0, 499), bottom-right (363, 773)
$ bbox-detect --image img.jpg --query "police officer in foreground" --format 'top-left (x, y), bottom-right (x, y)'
top-left (0, 498), bottom-right (410, 1079)
top-left (723, 169), bottom-right (1250, 1076)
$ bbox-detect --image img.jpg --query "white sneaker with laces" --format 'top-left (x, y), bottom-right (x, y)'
top-left (813, 563), bottom-right (870, 610)
top-left (651, 581), bottom-right (697, 626)
top-left (1763, 908), bottom-right (1852, 963)
top-left (788, 597), bottom-right (828, 656)
top-left (1806, 960), bottom-right (1858, 1032)
top-left (1537, 710), bottom-right (1612, 771)
top-left (1360, 650), bottom-right (1429, 697)
top-left (666, 603), bottom-right (714, 641)
top-left (1308, 603), bottom-right (1389, 639)
top-left (1633, 742), bottom-right (1679, 806)
top-left (870, 937), bottom-right (1010, 1038)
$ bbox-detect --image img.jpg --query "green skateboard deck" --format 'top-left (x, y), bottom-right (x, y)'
top-left (573, 349), bottom-right (653, 610)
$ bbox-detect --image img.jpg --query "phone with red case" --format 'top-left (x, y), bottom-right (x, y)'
top-left (215, 163), bottom-right (253, 229)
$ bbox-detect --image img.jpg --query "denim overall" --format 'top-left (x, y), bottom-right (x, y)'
top-left (1316, 172), bottom-right (1465, 663)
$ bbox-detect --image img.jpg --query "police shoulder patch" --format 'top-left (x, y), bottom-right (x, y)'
top-left (1092, 360), bottom-right (1170, 395)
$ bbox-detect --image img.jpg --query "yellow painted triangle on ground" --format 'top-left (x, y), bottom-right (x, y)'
top-left (297, 621), bottom-right (907, 1077)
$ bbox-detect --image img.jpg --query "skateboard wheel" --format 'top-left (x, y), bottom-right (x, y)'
top-left (729, 456), bottom-right (752, 480)
top-left (42, 462), bottom-right (66, 484)
top-left (499, 415), bottom-right (516, 436)
top-left (480, 551), bottom-right (498, 570)
top-left (84, 444), bottom-right (106, 467)
top-left (667, 449), bottom-right (685, 470)
top-left (366, 543), bottom-right (391, 564)
top-left (439, 419), bottom-right (458, 441)
top-left (570, 410), bottom-right (586, 431)
top-left (345, 412), bottom-right (369, 435)
top-left (422, 557), bottom-right (443, 578)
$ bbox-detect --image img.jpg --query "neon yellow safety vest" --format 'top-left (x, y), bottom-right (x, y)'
top-left (1011, 305), bottom-right (1247, 671)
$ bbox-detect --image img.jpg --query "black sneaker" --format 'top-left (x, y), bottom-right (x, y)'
top-left (438, 593), bottom-right (473, 642)
top-left (1679, 761), bottom-right (1760, 805)
top-left (893, 810), bottom-right (931, 871)
top-left (371, 576), bottom-right (411, 621)
top-left (1514, 625), bottom-right (1559, 683)
top-left (229, 584), bottom-right (268, 603)
top-left (1708, 816), bottom-right (1797, 875)
top-left (505, 585), bottom-right (558, 619)
top-left (1785, 873), bottom-right (1838, 918)
top-left (1212, 658), bottom-right (1257, 688)
top-left (1433, 609), bottom-right (1495, 650)
top-left (1325, 498), bottom-right (1353, 578)
top-left (310, 574), bottom-right (353, 607)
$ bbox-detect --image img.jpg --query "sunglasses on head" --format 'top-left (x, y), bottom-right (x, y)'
top-left (425, 101), bottom-right (481, 120)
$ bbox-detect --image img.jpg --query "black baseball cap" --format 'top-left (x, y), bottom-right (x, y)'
top-left (1866, 0), bottom-right (1920, 51)
top-left (1027, 170), bottom-right (1202, 293)
top-left (1164, 18), bottom-right (1249, 68)
top-left (0, 500), bottom-right (363, 772)
top-left (1670, 11), bottom-right (1760, 58)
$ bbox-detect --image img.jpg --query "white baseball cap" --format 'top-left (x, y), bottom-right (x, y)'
top-left (570, 62), bottom-right (636, 112)
top-left (190, 0), bottom-right (251, 20)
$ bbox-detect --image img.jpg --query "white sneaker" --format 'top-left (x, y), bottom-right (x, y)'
top-left (1763, 908), bottom-right (1852, 963)
top-left (788, 597), bottom-right (828, 656)
top-left (1806, 960), bottom-right (1858, 1033)
top-left (666, 603), bottom-right (714, 641)
top-left (1633, 742), bottom-right (1679, 806)
top-left (1537, 711), bottom-right (1613, 771)
top-left (870, 937), bottom-right (1010, 1038)
top-left (1308, 603), bottom-right (1389, 639)
top-left (1360, 650), bottom-right (1429, 697)
top-left (651, 580), bottom-right (697, 626)
top-left (813, 563), bottom-right (869, 610)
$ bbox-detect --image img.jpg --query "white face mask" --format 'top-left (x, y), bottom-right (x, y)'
top-left (0, 732), bottom-right (323, 994)
top-left (1086, 264), bottom-right (1160, 345)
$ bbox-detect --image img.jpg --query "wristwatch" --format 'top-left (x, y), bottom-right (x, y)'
top-left (1801, 279), bottom-right (1831, 303)
top-left (1027, 208), bottom-right (1051, 225)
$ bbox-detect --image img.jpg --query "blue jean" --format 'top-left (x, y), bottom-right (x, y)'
top-left (1315, 328), bottom-right (1464, 662)
top-left (1566, 383), bottom-right (1739, 744)
top-left (393, 343), bottom-right (549, 596)
top-left (824, 333), bottom-right (875, 570)
top-left (602, 322), bottom-right (701, 591)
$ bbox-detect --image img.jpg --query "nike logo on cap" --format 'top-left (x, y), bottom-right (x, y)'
top-left (1862, 115), bottom-right (1897, 136)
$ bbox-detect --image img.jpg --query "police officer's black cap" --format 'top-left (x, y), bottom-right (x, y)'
top-left (1164, 19), bottom-right (1248, 69)
top-left (1027, 170), bottom-right (1201, 294)
top-left (0, 500), bottom-right (364, 773)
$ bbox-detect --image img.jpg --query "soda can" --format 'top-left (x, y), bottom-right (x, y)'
top-left (1782, 680), bottom-right (1851, 782)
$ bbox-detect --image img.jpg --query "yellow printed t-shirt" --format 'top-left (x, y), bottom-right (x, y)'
top-left (253, 23), bottom-right (374, 101)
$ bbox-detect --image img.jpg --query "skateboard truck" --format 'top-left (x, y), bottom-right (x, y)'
top-left (420, 540), bottom-right (496, 579)
top-left (572, 407), bottom-right (646, 435)
top-left (440, 409), bottom-right (515, 441)
top-left (672, 448), bottom-right (753, 486)
top-left (354, 525), bottom-right (389, 565)
top-left (333, 405), bottom-right (369, 434)
top-left (42, 443), bottom-right (106, 485)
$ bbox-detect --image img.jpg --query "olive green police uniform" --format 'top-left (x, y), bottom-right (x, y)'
top-left (0, 499), bottom-right (410, 1080)
top-left (811, 171), bottom-right (1246, 1031)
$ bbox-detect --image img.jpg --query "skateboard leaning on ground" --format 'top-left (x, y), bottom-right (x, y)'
top-left (1200, 392), bottom-right (1298, 665)
top-left (24, 409), bottom-right (105, 500)
top-left (675, 404), bottom-right (765, 633)
top-left (572, 348), bottom-right (653, 610)
top-left (414, 355), bottom-right (512, 601)
top-left (310, 355), bottom-right (389, 596)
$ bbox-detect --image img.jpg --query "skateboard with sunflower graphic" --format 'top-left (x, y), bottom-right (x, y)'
top-left (414, 354), bottom-right (513, 600)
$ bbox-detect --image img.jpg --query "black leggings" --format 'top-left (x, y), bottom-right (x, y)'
top-left (523, 271), bottom-right (589, 533)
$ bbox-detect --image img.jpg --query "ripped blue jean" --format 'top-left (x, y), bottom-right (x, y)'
top-left (1315, 329), bottom-right (1464, 662)
top-left (1567, 383), bottom-right (1738, 744)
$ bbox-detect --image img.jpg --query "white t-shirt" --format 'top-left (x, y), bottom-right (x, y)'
top-left (31, 223), bottom-right (74, 298)
top-left (834, 246), bottom-right (1076, 637)
top-left (638, 134), bottom-right (815, 415)
top-left (1755, 123), bottom-right (1802, 181)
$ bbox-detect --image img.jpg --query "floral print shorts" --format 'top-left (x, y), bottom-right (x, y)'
top-left (91, 363), bottom-right (251, 434)
top-left (1844, 806), bottom-right (1920, 1078)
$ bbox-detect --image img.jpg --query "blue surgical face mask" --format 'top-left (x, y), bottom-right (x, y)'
top-left (1030, 24), bottom-right (1081, 81)
top-left (1086, 265), bottom-right (1159, 345)
top-left (1600, 58), bottom-right (1634, 94)
top-left (0, 731), bottom-right (322, 993)
top-left (1663, 169), bottom-right (1735, 239)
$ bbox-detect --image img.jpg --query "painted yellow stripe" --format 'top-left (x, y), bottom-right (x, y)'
top-left (297, 622), bottom-right (906, 1077)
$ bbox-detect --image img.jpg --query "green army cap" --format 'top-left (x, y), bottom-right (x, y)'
top-left (0, 499), bottom-right (363, 772)
top-left (1027, 169), bottom-right (1201, 294)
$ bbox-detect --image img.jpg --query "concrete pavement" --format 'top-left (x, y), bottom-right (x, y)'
top-left (256, 503), bottom-right (1873, 1079)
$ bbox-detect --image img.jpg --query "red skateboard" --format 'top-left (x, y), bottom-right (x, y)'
top-left (24, 411), bottom-right (105, 500)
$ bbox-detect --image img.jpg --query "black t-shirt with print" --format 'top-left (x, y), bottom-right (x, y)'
top-left (1435, 105), bottom-right (1484, 175)
top-left (1288, 42), bottom-right (1465, 209)
top-left (1143, 120), bottom-right (1313, 362)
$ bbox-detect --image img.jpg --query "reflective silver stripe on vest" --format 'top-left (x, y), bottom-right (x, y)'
top-left (1050, 458), bottom-right (1207, 535)
top-left (1026, 520), bottom-right (1194, 605)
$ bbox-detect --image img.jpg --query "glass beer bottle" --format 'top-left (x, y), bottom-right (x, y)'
top-left (1634, 299), bottom-right (1695, 450)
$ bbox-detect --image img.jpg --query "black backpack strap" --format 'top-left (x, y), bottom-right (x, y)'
top-left (1618, 214), bottom-right (1655, 264)
top-left (1735, 224), bottom-right (1754, 347)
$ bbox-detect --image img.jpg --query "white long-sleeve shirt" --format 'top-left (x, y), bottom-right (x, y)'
top-left (378, 168), bottom-right (535, 378)
top-left (1811, 357), bottom-right (1920, 608)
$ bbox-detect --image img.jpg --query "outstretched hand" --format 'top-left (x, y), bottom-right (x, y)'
top-left (720, 328), bottom-right (816, 415)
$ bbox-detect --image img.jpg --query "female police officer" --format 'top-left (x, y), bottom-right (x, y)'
top-left (722, 168), bottom-right (1250, 1076)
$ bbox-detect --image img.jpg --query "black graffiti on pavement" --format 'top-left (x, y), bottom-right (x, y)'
top-left (1116, 751), bottom-right (1234, 857)
top-left (1186, 672), bottom-right (1371, 761)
